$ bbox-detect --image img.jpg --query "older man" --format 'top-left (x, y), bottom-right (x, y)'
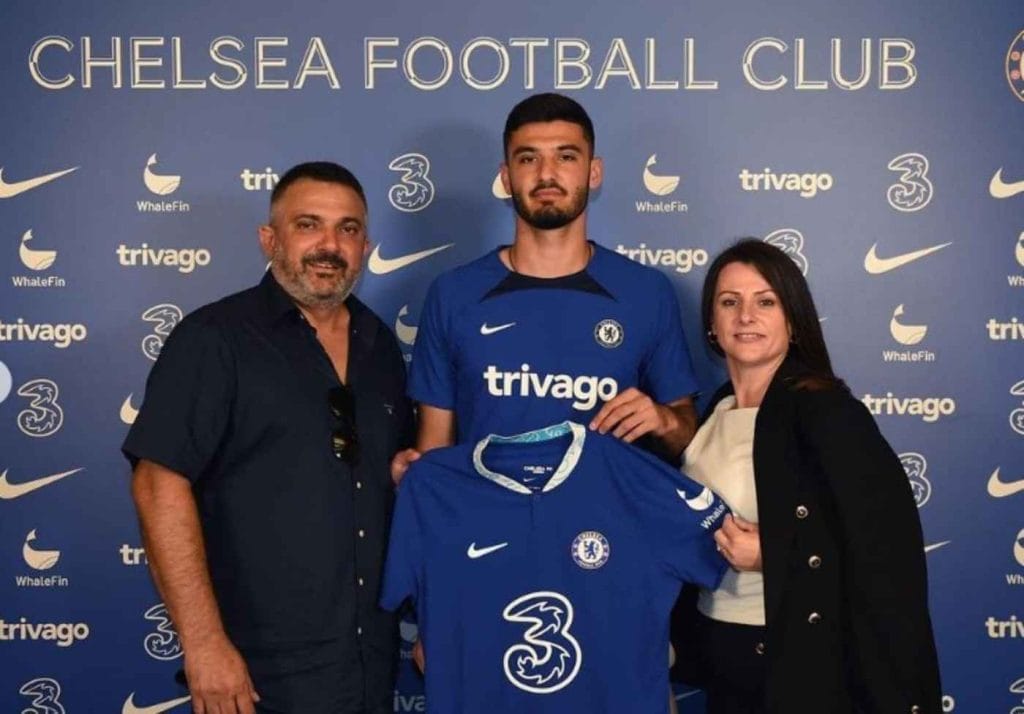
top-left (124, 161), bottom-right (412, 714)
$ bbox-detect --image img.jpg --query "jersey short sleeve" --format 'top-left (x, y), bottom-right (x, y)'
top-left (408, 278), bottom-right (456, 410)
top-left (608, 439), bottom-right (728, 589)
top-left (379, 471), bottom-right (426, 610)
top-left (639, 272), bottom-right (699, 404)
top-left (121, 316), bottom-right (235, 482)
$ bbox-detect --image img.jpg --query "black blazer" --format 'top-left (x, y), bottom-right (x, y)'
top-left (671, 359), bottom-right (942, 713)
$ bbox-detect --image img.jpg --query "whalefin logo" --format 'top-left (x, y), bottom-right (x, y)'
top-left (369, 243), bottom-right (452, 275)
top-left (492, 171), bottom-right (511, 199)
top-left (122, 693), bottom-right (192, 714)
top-left (0, 468), bottom-right (83, 500)
top-left (991, 168), bottom-right (1024, 199)
top-left (395, 305), bottom-right (417, 345)
top-left (677, 486), bottom-right (714, 511)
top-left (143, 154), bottom-right (181, 195)
top-left (864, 242), bottom-right (951, 274)
top-left (121, 394), bottom-right (139, 424)
top-left (0, 166), bottom-right (77, 199)
top-left (19, 229), bottom-right (57, 270)
top-left (886, 153), bottom-right (933, 212)
top-left (1016, 232), bottom-right (1024, 268)
top-left (388, 153), bottom-right (434, 212)
top-left (900, 452), bottom-right (931, 507)
top-left (23, 529), bottom-right (61, 570)
top-left (890, 304), bottom-right (927, 345)
top-left (643, 154), bottom-right (680, 196)
top-left (18, 677), bottom-right (65, 714)
top-left (764, 229), bottom-right (808, 275)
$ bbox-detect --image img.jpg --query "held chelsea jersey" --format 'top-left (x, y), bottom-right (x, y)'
top-left (408, 243), bottom-right (698, 443)
top-left (380, 422), bottom-right (728, 714)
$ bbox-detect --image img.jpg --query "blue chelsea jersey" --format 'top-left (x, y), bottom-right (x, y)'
top-left (381, 422), bottom-right (728, 714)
top-left (408, 243), bottom-right (698, 444)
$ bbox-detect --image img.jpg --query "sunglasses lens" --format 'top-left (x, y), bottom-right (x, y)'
top-left (328, 387), bottom-right (358, 463)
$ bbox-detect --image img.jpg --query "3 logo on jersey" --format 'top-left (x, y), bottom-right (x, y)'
top-left (503, 591), bottom-right (582, 694)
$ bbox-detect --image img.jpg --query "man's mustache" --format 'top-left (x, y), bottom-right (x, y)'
top-left (302, 251), bottom-right (348, 270)
top-left (530, 180), bottom-right (567, 197)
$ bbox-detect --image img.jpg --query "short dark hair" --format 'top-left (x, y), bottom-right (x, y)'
top-left (701, 238), bottom-right (846, 391)
top-left (270, 161), bottom-right (367, 208)
top-left (503, 93), bottom-right (595, 158)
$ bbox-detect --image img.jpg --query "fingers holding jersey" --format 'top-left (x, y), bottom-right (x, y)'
top-left (390, 448), bottom-right (422, 485)
top-left (714, 514), bottom-right (762, 572)
top-left (589, 388), bottom-right (669, 442)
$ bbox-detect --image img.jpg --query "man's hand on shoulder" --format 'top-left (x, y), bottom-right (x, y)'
top-left (184, 632), bottom-right (259, 714)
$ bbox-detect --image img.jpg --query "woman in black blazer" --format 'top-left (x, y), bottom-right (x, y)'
top-left (671, 239), bottom-right (941, 713)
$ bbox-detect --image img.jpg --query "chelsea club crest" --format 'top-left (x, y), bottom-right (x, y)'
top-left (571, 530), bottom-right (610, 570)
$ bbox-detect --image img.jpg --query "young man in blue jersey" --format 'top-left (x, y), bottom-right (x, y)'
top-left (392, 93), bottom-right (699, 481)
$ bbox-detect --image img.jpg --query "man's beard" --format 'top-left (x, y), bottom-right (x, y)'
top-left (511, 181), bottom-right (589, 230)
top-left (272, 247), bottom-right (360, 310)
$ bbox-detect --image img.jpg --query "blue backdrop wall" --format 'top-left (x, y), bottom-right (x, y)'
top-left (2, 1), bottom-right (1022, 711)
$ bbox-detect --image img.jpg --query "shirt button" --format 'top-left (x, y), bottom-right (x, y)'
top-left (358, 577), bottom-right (365, 586)
top-left (357, 626), bottom-right (362, 636)
top-left (356, 481), bottom-right (362, 489)
top-left (808, 555), bottom-right (822, 569)
top-left (910, 707), bottom-right (921, 713)
top-left (358, 529), bottom-right (365, 538)
top-left (754, 641), bottom-right (765, 655)
top-left (795, 505), bottom-right (809, 519)
top-left (807, 612), bottom-right (822, 625)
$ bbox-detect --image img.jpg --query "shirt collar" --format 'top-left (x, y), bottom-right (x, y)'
top-left (472, 421), bottom-right (586, 494)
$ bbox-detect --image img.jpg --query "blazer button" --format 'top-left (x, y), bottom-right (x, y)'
top-left (754, 641), bottom-right (765, 655)
top-left (795, 505), bottom-right (809, 519)
top-left (807, 612), bottom-right (822, 625)
top-left (808, 555), bottom-right (822, 569)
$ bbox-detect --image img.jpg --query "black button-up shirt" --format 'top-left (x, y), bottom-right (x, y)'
top-left (123, 271), bottom-right (412, 698)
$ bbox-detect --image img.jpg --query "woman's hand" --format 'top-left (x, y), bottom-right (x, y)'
top-left (714, 514), bottom-right (762, 572)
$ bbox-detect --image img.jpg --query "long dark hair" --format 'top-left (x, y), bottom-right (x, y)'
top-left (701, 239), bottom-right (847, 391)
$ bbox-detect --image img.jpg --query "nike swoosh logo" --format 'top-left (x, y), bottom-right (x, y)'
top-left (467, 542), bottom-right (508, 559)
top-left (863, 242), bottom-right (951, 274)
top-left (480, 322), bottom-right (515, 335)
top-left (0, 468), bottom-right (84, 500)
top-left (368, 243), bottom-right (452, 275)
top-left (122, 693), bottom-right (192, 714)
top-left (674, 690), bottom-right (700, 701)
top-left (989, 168), bottom-right (1024, 199)
top-left (923, 541), bottom-right (950, 553)
top-left (0, 166), bottom-right (78, 198)
top-left (987, 467), bottom-right (1024, 498)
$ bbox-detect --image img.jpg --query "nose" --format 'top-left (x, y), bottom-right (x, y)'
top-left (738, 300), bottom-right (755, 323)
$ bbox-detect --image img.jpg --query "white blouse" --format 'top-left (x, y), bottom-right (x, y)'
top-left (683, 395), bottom-right (765, 626)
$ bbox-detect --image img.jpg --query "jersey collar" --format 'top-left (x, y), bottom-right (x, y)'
top-left (472, 421), bottom-right (586, 494)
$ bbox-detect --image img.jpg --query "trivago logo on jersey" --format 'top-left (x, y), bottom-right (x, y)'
top-left (482, 364), bottom-right (618, 411)
top-left (0, 617), bottom-right (89, 647)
